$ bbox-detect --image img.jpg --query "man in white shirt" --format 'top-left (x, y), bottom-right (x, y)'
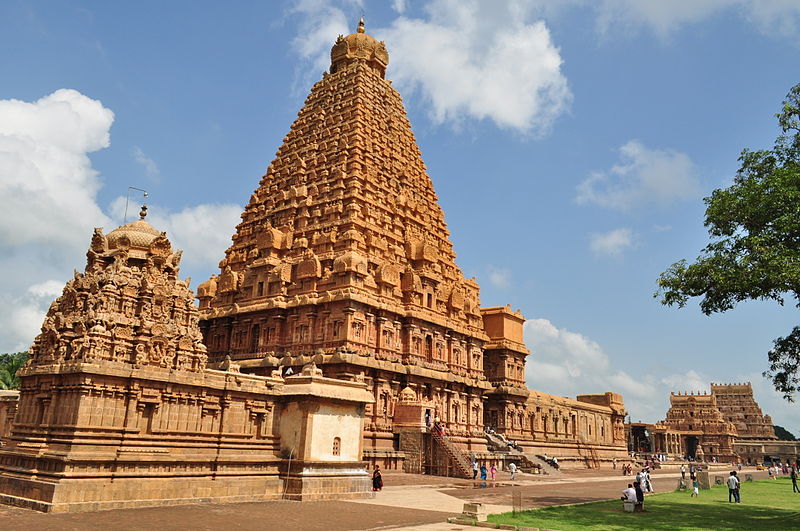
top-left (621, 483), bottom-right (637, 502)
top-left (509, 461), bottom-right (517, 480)
top-left (727, 471), bottom-right (740, 503)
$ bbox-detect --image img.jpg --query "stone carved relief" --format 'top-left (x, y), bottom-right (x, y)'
top-left (27, 213), bottom-right (207, 373)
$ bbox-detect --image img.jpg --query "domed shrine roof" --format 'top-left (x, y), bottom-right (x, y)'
top-left (330, 17), bottom-right (389, 77)
top-left (106, 205), bottom-right (161, 258)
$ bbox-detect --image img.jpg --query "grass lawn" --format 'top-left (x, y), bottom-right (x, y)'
top-left (488, 478), bottom-right (800, 530)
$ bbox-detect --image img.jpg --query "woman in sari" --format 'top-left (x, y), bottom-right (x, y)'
top-left (372, 465), bottom-right (383, 491)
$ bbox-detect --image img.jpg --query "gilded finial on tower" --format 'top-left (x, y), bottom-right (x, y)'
top-left (357, 16), bottom-right (365, 33)
top-left (140, 204), bottom-right (148, 220)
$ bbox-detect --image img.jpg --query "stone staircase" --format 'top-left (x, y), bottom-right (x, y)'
top-left (522, 452), bottom-right (562, 475)
top-left (484, 431), bottom-right (511, 453)
top-left (430, 429), bottom-right (473, 479)
top-left (483, 432), bottom-right (562, 475)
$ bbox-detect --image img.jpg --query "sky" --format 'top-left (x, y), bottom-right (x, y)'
top-left (1, 0), bottom-right (798, 432)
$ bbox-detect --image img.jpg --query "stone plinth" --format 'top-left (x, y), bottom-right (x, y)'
top-left (277, 364), bottom-right (374, 500)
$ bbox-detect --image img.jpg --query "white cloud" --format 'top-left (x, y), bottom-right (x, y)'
top-left (525, 318), bottom-right (670, 422)
top-left (594, 0), bottom-right (800, 40)
top-left (589, 227), bottom-right (635, 257)
top-left (576, 140), bottom-right (700, 211)
top-left (660, 369), bottom-right (710, 394)
top-left (524, 318), bottom-right (800, 428)
top-left (487, 265), bottom-right (512, 289)
top-left (0, 90), bottom-right (242, 353)
top-left (392, 0), bottom-right (406, 13)
top-left (108, 196), bottom-right (241, 276)
top-left (0, 89), bottom-right (115, 352)
top-left (0, 89), bottom-right (114, 250)
top-left (27, 280), bottom-right (64, 299)
top-left (149, 203), bottom-right (241, 274)
top-left (289, 0), bottom-right (572, 135)
top-left (132, 146), bottom-right (159, 179)
top-left (595, 0), bottom-right (735, 38)
top-left (377, 1), bottom-right (571, 134)
top-left (289, 0), bottom-right (363, 79)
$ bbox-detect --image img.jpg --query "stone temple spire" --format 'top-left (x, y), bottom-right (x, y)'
top-left (198, 23), bottom-right (487, 372)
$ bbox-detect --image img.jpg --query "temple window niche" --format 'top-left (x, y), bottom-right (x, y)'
top-left (352, 321), bottom-right (363, 339)
top-left (332, 437), bottom-right (341, 456)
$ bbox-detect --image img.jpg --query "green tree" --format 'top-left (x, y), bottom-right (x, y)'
top-left (656, 83), bottom-right (800, 400)
top-left (0, 351), bottom-right (28, 390)
top-left (773, 424), bottom-right (797, 441)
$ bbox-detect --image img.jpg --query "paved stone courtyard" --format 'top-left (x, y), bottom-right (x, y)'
top-left (0, 467), bottom-right (769, 530)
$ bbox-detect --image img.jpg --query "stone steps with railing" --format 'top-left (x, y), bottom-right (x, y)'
top-left (430, 428), bottom-right (472, 479)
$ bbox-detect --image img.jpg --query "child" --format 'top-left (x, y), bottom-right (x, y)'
top-left (691, 477), bottom-right (699, 497)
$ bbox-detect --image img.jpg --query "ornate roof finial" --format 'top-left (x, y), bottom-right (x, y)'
top-left (139, 204), bottom-right (148, 220)
top-left (357, 16), bottom-right (365, 33)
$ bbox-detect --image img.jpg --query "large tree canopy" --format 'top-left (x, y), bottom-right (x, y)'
top-left (656, 83), bottom-right (800, 400)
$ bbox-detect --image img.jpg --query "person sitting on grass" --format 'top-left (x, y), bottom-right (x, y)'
top-left (621, 483), bottom-right (636, 502)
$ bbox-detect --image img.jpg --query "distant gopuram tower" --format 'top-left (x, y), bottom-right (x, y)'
top-left (710, 382), bottom-right (777, 440)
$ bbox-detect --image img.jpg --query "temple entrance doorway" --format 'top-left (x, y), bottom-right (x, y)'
top-left (685, 436), bottom-right (698, 459)
top-left (628, 424), bottom-right (651, 453)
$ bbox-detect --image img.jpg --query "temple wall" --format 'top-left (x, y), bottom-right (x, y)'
top-left (0, 391), bottom-right (18, 445)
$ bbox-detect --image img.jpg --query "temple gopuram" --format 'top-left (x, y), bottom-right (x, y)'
top-left (628, 382), bottom-right (798, 464)
top-left (0, 20), bottom-right (628, 512)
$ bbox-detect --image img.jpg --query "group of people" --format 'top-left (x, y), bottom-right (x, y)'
top-left (472, 459), bottom-right (500, 481)
top-left (471, 459), bottom-right (517, 482)
top-left (620, 467), bottom-right (654, 511)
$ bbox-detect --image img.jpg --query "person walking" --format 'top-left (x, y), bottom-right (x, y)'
top-left (480, 464), bottom-right (487, 481)
top-left (791, 466), bottom-right (799, 493)
top-left (680, 464), bottom-right (686, 480)
top-left (727, 471), bottom-right (740, 503)
top-left (372, 465), bottom-right (383, 492)
top-left (490, 463), bottom-right (497, 482)
top-left (472, 459), bottom-right (479, 480)
top-left (691, 477), bottom-right (699, 497)
top-left (509, 461), bottom-right (517, 480)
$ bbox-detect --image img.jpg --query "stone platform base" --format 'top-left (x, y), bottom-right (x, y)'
top-left (0, 474), bottom-right (287, 513)
top-left (0, 463), bottom-right (374, 512)
top-left (281, 461), bottom-right (374, 501)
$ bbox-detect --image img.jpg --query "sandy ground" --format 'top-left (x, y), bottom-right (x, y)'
top-left (0, 466), bottom-right (769, 530)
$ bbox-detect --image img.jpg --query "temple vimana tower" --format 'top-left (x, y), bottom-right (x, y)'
top-left (196, 19), bottom-right (627, 468)
top-left (0, 20), bottom-right (627, 511)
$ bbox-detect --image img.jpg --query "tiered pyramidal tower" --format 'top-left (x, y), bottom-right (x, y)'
top-left (198, 20), bottom-right (529, 456)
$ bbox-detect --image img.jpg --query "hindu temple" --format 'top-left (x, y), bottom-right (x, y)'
top-left (0, 20), bottom-right (628, 512)
top-left (628, 382), bottom-right (798, 464)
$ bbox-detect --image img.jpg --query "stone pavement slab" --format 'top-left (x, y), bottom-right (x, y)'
top-left (349, 485), bottom-right (512, 515)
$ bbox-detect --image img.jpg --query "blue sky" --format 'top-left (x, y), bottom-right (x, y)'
top-left (1, 0), bottom-right (798, 431)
